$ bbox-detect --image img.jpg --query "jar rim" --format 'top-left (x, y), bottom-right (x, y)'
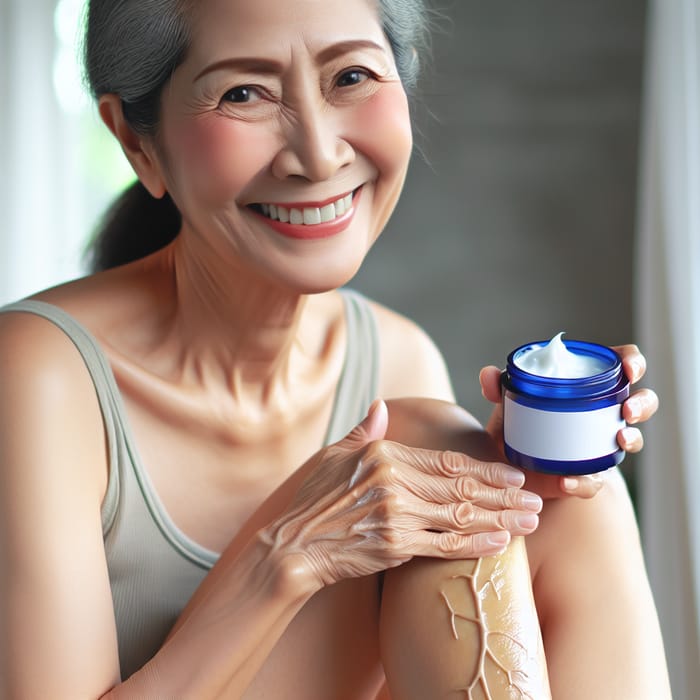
top-left (509, 339), bottom-right (620, 381)
top-left (503, 339), bottom-right (627, 401)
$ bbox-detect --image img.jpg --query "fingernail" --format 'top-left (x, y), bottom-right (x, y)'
top-left (485, 531), bottom-right (510, 548)
top-left (626, 397), bottom-right (641, 422)
top-left (563, 477), bottom-right (578, 492)
top-left (516, 513), bottom-right (539, 530)
top-left (630, 359), bottom-right (643, 382)
top-left (505, 469), bottom-right (525, 487)
top-left (520, 493), bottom-right (543, 511)
top-left (620, 427), bottom-right (637, 447)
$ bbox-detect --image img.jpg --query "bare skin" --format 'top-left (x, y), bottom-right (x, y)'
top-left (377, 399), bottom-right (670, 700)
top-left (0, 0), bottom-right (669, 697)
top-left (0, 275), bottom-right (669, 699)
top-left (0, 283), bottom-right (537, 699)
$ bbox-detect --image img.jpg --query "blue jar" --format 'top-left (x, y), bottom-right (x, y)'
top-left (501, 339), bottom-right (630, 475)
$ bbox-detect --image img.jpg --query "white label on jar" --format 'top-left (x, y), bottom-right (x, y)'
top-left (503, 396), bottom-right (625, 461)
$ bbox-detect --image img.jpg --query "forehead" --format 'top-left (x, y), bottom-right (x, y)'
top-left (186, 0), bottom-right (387, 60)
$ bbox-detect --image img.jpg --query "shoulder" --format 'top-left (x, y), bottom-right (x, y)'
top-left (0, 305), bottom-right (92, 384)
top-left (361, 296), bottom-right (455, 402)
top-left (0, 306), bottom-right (109, 498)
top-left (30, 260), bottom-right (162, 330)
top-left (383, 397), bottom-right (492, 460)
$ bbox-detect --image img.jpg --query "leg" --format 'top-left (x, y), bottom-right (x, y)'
top-left (379, 537), bottom-right (550, 700)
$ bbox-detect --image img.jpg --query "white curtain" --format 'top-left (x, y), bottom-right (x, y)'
top-left (0, 0), bottom-right (89, 304)
top-left (637, 0), bottom-right (700, 697)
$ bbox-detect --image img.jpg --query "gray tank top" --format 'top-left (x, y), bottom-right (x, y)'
top-left (0, 289), bottom-right (379, 680)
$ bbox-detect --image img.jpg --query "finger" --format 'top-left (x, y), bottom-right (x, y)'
top-left (403, 471), bottom-right (542, 512)
top-left (560, 473), bottom-right (605, 498)
top-left (484, 403), bottom-right (505, 444)
top-left (382, 441), bottom-right (525, 487)
top-left (618, 426), bottom-right (644, 453)
top-left (623, 388), bottom-right (659, 424)
top-left (409, 498), bottom-right (541, 536)
top-left (414, 529), bottom-right (512, 559)
top-left (611, 344), bottom-right (646, 384)
top-left (479, 365), bottom-right (503, 403)
top-left (340, 399), bottom-right (388, 449)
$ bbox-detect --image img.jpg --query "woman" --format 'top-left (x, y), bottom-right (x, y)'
top-left (0, 0), bottom-right (669, 697)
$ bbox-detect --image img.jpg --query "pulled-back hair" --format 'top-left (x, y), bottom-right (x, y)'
top-left (84, 0), bottom-right (430, 272)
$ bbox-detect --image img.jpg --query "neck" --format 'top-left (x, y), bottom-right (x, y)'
top-left (107, 233), bottom-right (346, 447)
top-left (160, 234), bottom-right (315, 404)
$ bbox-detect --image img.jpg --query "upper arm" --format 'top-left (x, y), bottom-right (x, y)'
top-left (370, 302), bottom-right (455, 403)
top-left (0, 313), bottom-right (120, 698)
top-left (531, 469), bottom-right (672, 698)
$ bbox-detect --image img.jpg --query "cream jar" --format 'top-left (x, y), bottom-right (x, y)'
top-left (501, 334), bottom-right (629, 474)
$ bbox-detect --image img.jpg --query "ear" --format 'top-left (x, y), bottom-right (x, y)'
top-left (98, 94), bottom-right (167, 199)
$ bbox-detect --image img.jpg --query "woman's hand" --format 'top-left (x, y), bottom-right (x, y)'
top-left (479, 343), bottom-right (659, 500)
top-left (261, 400), bottom-right (543, 592)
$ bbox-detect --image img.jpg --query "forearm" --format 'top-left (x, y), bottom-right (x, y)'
top-left (104, 537), bottom-right (314, 699)
top-left (379, 538), bottom-right (550, 700)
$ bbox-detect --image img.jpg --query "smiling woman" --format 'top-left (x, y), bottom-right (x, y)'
top-left (0, 1), bottom-right (670, 699)
top-left (86, 0), bottom-right (425, 274)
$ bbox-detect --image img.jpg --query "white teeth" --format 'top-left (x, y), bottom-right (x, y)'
top-left (320, 203), bottom-right (336, 222)
top-left (257, 192), bottom-right (354, 225)
top-left (303, 207), bottom-right (321, 225)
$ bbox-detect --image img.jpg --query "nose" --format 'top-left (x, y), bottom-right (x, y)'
top-left (271, 104), bottom-right (355, 182)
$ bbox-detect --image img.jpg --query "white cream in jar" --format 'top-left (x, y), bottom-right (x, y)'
top-left (514, 332), bottom-right (609, 378)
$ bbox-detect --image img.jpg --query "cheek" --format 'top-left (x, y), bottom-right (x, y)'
top-left (167, 116), bottom-right (276, 202)
top-left (351, 84), bottom-right (412, 179)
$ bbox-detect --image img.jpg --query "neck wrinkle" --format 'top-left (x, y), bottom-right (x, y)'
top-left (167, 234), bottom-right (309, 402)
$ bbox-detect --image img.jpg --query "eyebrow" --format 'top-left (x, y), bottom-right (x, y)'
top-left (194, 58), bottom-right (284, 82)
top-left (193, 39), bottom-right (387, 83)
top-left (315, 39), bottom-right (387, 64)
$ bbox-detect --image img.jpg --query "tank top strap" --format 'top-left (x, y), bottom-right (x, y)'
top-left (323, 288), bottom-right (381, 444)
top-left (0, 299), bottom-right (122, 534)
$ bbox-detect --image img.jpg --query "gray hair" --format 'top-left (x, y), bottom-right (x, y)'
top-left (83, 0), bottom-right (429, 136)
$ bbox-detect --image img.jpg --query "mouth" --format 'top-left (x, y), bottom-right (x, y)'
top-left (248, 189), bottom-right (358, 225)
top-left (247, 188), bottom-right (362, 240)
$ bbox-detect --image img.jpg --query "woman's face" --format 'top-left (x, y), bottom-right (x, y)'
top-left (154, 0), bottom-right (413, 293)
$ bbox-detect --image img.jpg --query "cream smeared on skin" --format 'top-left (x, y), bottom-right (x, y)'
top-left (440, 559), bottom-right (534, 699)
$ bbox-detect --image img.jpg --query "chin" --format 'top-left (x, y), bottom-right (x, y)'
top-left (268, 249), bottom-right (369, 295)
top-left (289, 264), bottom-right (365, 295)
top-left (244, 226), bottom-right (374, 295)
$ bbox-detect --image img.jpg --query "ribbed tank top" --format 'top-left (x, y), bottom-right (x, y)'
top-left (0, 288), bottom-right (380, 680)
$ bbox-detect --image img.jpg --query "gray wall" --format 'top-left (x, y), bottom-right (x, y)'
top-left (352, 0), bottom-right (647, 430)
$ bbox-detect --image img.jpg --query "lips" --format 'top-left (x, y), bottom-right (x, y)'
top-left (248, 188), bottom-right (361, 240)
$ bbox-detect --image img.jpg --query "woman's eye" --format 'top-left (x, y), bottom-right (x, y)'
top-left (336, 69), bottom-right (370, 88)
top-left (222, 86), bottom-right (260, 103)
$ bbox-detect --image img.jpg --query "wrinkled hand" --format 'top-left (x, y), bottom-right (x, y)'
top-left (262, 400), bottom-right (542, 591)
top-left (479, 343), bottom-right (659, 499)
